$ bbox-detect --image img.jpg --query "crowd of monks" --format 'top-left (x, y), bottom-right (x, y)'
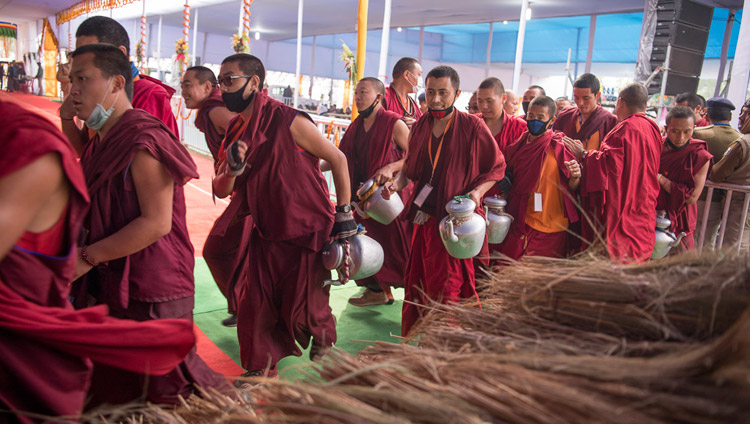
top-left (2, 15), bottom-right (750, 423)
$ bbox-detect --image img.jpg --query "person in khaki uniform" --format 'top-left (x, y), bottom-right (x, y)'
top-left (694, 98), bottom-right (741, 243)
top-left (700, 99), bottom-right (750, 250)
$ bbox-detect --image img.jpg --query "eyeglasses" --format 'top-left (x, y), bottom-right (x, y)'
top-left (218, 75), bottom-right (252, 88)
top-left (465, 105), bottom-right (479, 112)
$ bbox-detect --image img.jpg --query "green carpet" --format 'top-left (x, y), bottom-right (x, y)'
top-left (193, 258), bottom-right (403, 380)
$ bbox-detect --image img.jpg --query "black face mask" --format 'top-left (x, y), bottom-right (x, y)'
top-left (522, 101), bottom-right (531, 114)
top-left (666, 137), bottom-right (689, 151)
top-left (222, 78), bottom-right (255, 113)
top-left (358, 97), bottom-right (380, 119)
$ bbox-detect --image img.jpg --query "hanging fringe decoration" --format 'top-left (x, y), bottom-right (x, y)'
top-left (136, 0), bottom-right (147, 72)
top-left (178, 2), bottom-right (190, 74)
top-left (55, 0), bottom-right (139, 26)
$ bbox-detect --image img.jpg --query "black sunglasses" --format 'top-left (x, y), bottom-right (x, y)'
top-left (218, 75), bottom-right (252, 88)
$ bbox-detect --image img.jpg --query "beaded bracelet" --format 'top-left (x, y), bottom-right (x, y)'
top-left (80, 245), bottom-right (98, 267)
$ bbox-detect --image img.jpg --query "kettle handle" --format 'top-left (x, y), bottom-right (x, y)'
top-left (484, 205), bottom-right (489, 226)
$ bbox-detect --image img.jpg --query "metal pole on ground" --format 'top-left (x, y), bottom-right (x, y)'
top-left (511, 0), bottom-right (529, 93)
top-left (485, 22), bottom-right (493, 78)
top-left (585, 15), bottom-right (596, 74)
top-left (293, 0), bottom-right (304, 108)
top-left (378, 0), bottom-right (392, 82)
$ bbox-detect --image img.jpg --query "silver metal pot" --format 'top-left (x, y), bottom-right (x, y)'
top-left (322, 232), bottom-right (384, 286)
top-left (484, 195), bottom-right (513, 244)
top-left (439, 196), bottom-right (486, 259)
top-left (356, 178), bottom-right (404, 225)
top-left (652, 210), bottom-right (686, 259)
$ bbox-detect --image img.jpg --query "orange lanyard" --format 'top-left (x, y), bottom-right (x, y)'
top-left (427, 113), bottom-right (455, 181)
top-left (218, 116), bottom-right (251, 164)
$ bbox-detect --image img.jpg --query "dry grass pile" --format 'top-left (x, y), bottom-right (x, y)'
top-left (79, 251), bottom-right (750, 423)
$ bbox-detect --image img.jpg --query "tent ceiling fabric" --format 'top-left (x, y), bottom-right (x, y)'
top-left (5, 1), bottom-right (745, 40)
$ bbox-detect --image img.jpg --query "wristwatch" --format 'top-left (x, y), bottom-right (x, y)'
top-left (335, 204), bottom-right (352, 213)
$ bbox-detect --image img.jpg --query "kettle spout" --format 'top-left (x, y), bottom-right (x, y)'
top-left (441, 219), bottom-right (459, 243)
top-left (670, 232), bottom-right (687, 248)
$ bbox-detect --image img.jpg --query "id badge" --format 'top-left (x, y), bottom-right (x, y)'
top-left (534, 192), bottom-right (543, 212)
top-left (413, 184), bottom-right (433, 207)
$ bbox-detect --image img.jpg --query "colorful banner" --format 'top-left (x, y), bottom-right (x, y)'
top-left (0, 22), bottom-right (17, 59)
top-left (42, 19), bottom-right (59, 97)
top-left (55, 0), bottom-right (139, 26)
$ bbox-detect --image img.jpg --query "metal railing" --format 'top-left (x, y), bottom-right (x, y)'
top-left (696, 180), bottom-right (750, 252)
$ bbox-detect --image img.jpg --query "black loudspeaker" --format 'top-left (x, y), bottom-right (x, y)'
top-left (647, 0), bottom-right (714, 95)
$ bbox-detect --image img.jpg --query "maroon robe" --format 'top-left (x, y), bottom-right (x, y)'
top-left (553, 105), bottom-right (618, 252)
top-left (696, 117), bottom-right (709, 127)
top-left (133, 74), bottom-right (180, 138)
top-left (553, 105), bottom-right (618, 150)
top-left (482, 111), bottom-right (528, 153)
top-left (79, 109), bottom-right (227, 404)
top-left (194, 88), bottom-right (226, 166)
top-left (401, 111), bottom-right (506, 336)
top-left (499, 130), bottom-right (579, 260)
top-left (657, 139), bottom-right (712, 249)
top-left (338, 107), bottom-right (413, 290)
top-left (0, 100), bottom-right (194, 423)
top-left (384, 85), bottom-right (422, 121)
top-left (228, 90), bottom-right (336, 370)
top-left (581, 113), bottom-right (663, 263)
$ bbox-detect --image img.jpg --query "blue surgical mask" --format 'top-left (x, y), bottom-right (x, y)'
top-left (86, 79), bottom-right (119, 131)
top-left (526, 119), bottom-right (550, 136)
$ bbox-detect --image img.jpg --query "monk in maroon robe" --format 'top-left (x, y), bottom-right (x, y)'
top-left (336, 77), bottom-right (412, 306)
top-left (61, 16), bottom-right (179, 154)
top-left (182, 66), bottom-right (248, 326)
top-left (657, 107), bottom-right (712, 250)
top-left (553, 73), bottom-right (618, 252)
top-left (213, 54), bottom-right (356, 377)
top-left (499, 96), bottom-right (580, 260)
top-left (0, 99), bottom-right (195, 423)
top-left (384, 66), bottom-right (505, 336)
top-left (384, 57), bottom-right (423, 127)
top-left (565, 83), bottom-right (662, 263)
top-left (67, 44), bottom-right (228, 405)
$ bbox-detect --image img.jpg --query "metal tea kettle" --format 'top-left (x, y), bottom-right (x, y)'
top-left (353, 178), bottom-right (404, 225)
top-left (322, 226), bottom-right (384, 287)
top-left (651, 210), bottom-right (686, 259)
top-left (484, 195), bottom-right (513, 244)
top-left (439, 196), bottom-right (486, 259)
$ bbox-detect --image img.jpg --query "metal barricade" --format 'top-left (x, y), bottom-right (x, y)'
top-left (696, 180), bottom-right (750, 252)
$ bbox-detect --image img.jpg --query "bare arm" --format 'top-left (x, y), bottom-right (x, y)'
top-left (76, 150), bottom-right (174, 278)
top-left (372, 119), bottom-right (410, 185)
top-left (686, 161), bottom-right (710, 205)
top-left (208, 106), bottom-right (236, 134)
top-left (467, 180), bottom-right (496, 207)
top-left (0, 154), bottom-right (68, 260)
top-left (291, 116), bottom-right (351, 205)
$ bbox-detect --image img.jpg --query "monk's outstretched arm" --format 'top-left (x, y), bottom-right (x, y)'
top-left (291, 116), bottom-right (351, 206)
top-left (212, 141), bottom-right (248, 198)
top-left (75, 150), bottom-right (174, 278)
top-left (372, 119), bottom-right (410, 185)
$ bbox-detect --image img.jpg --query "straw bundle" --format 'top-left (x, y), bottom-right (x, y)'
top-left (76, 251), bottom-right (750, 423)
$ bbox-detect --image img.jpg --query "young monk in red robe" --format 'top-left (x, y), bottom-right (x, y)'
top-left (182, 65), bottom-right (247, 326)
top-left (61, 17), bottom-right (179, 153)
top-left (475, 77), bottom-right (526, 267)
top-left (384, 57), bottom-right (423, 127)
top-left (499, 96), bottom-right (580, 260)
top-left (65, 44), bottom-right (228, 405)
top-left (657, 106), bottom-right (712, 250)
top-left (335, 77), bottom-right (411, 307)
top-left (553, 73), bottom-right (618, 252)
top-left (383, 66), bottom-right (506, 336)
top-left (564, 83), bottom-right (663, 263)
top-left (212, 54), bottom-right (355, 377)
top-left (0, 99), bottom-right (196, 423)
top-left (477, 77), bottom-right (527, 154)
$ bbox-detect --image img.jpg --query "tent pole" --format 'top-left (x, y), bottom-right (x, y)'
top-left (310, 35), bottom-right (316, 98)
top-left (727, 0), bottom-right (750, 129)
top-left (511, 0), bottom-right (529, 93)
top-left (294, 0), bottom-right (304, 108)
top-left (485, 22), bottom-right (493, 78)
top-left (418, 26), bottom-right (424, 65)
top-left (714, 10), bottom-right (735, 97)
top-left (157, 15), bottom-right (162, 62)
top-left (191, 8), bottom-right (198, 66)
top-left (564, 48), bottom-right (572, 97)
top-left (353, 0), bottom-right (368, 119)
top-left (238, 2), bottom-right (244, 37)
top-left (585, 15), bottom-right (596, 74)
top-left (378, 0), bottom-right (392, 82)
